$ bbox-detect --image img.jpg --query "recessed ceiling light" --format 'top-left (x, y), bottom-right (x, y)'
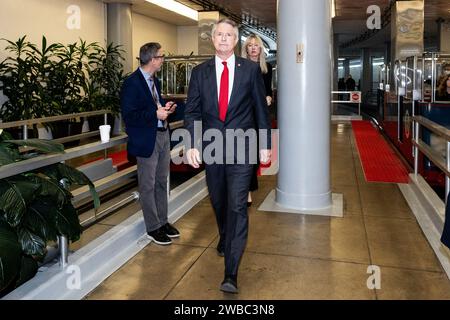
top-left (146, 0), bottom-right (198, 21)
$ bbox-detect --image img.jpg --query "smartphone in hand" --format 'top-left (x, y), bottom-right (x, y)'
top-left (166, 102), bottom-right (177, 113)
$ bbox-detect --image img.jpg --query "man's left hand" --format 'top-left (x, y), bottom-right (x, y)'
top-left (260, 149), bottom-right (271, 165)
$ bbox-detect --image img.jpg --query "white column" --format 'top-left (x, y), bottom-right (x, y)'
top-left (107, 3), bottom-right (133, 74)
top-left (276, 0), bottom-right (332, 210)
top-left (107, 3), bottom-right (132, 135)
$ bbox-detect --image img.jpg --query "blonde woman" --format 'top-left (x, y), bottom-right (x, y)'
top-left (242, 34), bottom-right (273, 205)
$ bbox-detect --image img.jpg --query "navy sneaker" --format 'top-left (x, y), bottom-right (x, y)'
top-left (147, 228), bottom-right (172, 245)
top-left (163, 223), bottom-right (180, 238)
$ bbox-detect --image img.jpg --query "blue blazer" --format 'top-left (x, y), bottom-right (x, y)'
top-left (120, 68), bottom-right (165, 158)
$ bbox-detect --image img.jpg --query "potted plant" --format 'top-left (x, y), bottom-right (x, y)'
top-left (0, 36), bottom-right (65, 139)
top-left (86, 42), bottom-right (126, 134)
top-left (0, 129), bottom-right (100, 296)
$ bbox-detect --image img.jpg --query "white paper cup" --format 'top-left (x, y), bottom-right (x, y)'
top-left (99, 125), bottom-right (111, 143)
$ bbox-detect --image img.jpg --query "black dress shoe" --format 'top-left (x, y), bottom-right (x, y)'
top-left (163, 223), bottom-right (180, 238)
top-left (147, 228), bottom-right (172, 245)
top-left (220, 275), bottom-right (238, 294)
top-left (247, 201), bottom-right (252, 207)
top-left (216, 238), bottom-right (225, 257)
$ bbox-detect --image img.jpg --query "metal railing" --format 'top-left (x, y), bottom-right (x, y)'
top-left (331, 91), bottom-right (362, 115)
top-left (412, 115), bottom-right (450, 202)
top-left (159, 55), bottom-right (212, 95)
top-left (0, 110), bottom-right (188, 268)
top-left (0, 110), bottom-right (112, 141)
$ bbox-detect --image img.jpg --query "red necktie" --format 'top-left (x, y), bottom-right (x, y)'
top-left (218, 61), bottom-right (229, 122)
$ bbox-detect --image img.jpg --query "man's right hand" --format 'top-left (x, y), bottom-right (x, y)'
top-left (186, 148), bottom-right (201, 168)
top-left (156, 107), bottom-right (169, 121)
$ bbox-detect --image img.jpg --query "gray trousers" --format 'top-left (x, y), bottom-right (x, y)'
top-left (136, 130), bottom-right (170, 233)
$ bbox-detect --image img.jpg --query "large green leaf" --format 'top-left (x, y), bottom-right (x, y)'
top-left (55, 203), bottom-right (82, 242)
top-left (40, 163), bottom-right (100, 209)
top-left (25, 200), bottom-right (58, 243)
top-left (0, 144), bottom-right (16, 166)
top-left (14, 255), bottom-right (38, 288)
top-left (0, 143), bottom-right (21, 166)
top-left (16, 227), bottom-right (46, 258)
top-left (26, 174), bottom-right (69, 209)
top-left (4, 139), bottom-right (64, 154)
top-left (0, 220), bottom-right (21, 292)
top-left (0, 177), bottom-right (39, 227)
top-left (0, 130), bottom-right (14, 141)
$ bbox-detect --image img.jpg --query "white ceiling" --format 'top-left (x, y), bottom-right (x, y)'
top-left (101, 0), bottom-right (450, 50)
top-left (102, 0), bottom-right (198, 26)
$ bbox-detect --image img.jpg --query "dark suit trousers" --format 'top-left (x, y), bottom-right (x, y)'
top-left (206, 163), bottom-right (253, 276)
top-left (136, 130), bottom-right (170, 233)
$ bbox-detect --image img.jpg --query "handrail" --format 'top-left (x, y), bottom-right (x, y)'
top-left (169, 120), bottom-right (184, 130)
top-left (0, 110), bottom-right (111, 129)
top-left (413, 116), bottom-right (450, 141)
top-left (18, 130), bottom-right (100, 153)
top-left (412, 140), bottom-right (450, 177)
top-left (0, 134), bottom-right (128, 180)
top-left (331, 91), bottom-right (361, 115)
top-left (162, 94), bottom-right (188, 100)
top-left (162, 55), bottom-right (212, 62)
top-left (412, 115), bottom-right (450, 200)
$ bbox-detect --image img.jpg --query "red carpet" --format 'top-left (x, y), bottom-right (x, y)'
top-left (351, 120), bottom-right (409, 183)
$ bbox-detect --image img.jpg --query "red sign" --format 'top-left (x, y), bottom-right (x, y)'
top-left (351, 92), bottom-right (361, 103)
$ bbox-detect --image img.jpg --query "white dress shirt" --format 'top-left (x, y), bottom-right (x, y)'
top-left (215, 54), bottom-right (235, 102)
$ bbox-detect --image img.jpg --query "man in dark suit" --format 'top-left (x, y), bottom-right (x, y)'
top-left (345, 74), bottom-right (356, 91)
top-left (121, 42), bottom-right (180, 246)
top-left (184, 19), bottom-right (271, 293)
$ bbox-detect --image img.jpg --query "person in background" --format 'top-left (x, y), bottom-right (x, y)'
top-left (337, 77), bottom-right (346, 101)
top-left (345, 74), bottom-right (356, 91)
top-left (120, 42), bottom-right (180, 246)
top-left (338, 78), bottom-right (346, 91)
top-left (241, 33), bottom-right (273, 206)
top-left (436, 74), bottom-right (450, 101)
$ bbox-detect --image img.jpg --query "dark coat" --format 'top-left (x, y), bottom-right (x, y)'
top-left (184, 56), bottom-right (271, 160)
top-left (120, 68), bottom-right (165, 158)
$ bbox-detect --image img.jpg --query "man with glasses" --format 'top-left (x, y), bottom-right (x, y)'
top-left (121, 42), bottom-right (179, 245)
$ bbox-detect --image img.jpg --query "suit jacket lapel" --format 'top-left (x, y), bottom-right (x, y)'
top-left (206, 58), bottom-right (218, 113)
top-left (136, 69), bottom-right (155, 106)
top-left (228, 57), bottom-right (242, 110)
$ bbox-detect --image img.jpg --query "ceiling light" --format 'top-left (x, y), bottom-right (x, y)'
top-left (146, 0), bottom-right (198, 21)
top-left (331, 0), bottom-right (336, 18)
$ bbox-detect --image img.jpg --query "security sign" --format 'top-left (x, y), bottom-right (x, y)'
top-left (350, 91), bottom-right (361, 103)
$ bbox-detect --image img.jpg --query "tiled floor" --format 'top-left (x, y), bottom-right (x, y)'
top-left (82, 122), bottom-right (450, 300)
